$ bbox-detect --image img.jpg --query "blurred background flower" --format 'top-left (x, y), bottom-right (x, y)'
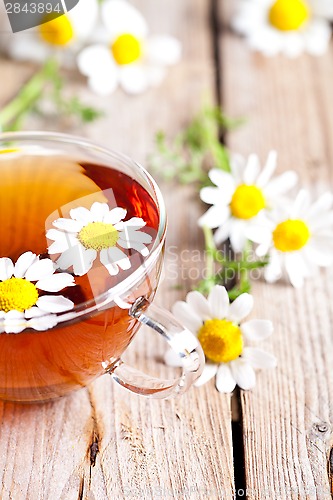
top-left (232, 0), bottom-right (333, 57)
top-left (77, 0), bottom-right (181, 95)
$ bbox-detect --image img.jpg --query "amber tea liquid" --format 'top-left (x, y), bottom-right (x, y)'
top-left (0, 153), bottom-right (161, 402)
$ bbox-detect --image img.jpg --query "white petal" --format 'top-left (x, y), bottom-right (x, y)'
top-left (246, 224), bottom-right (272, 245)
top-left (119, 229), bottom-right (152, 244)
top-left (117, 239), bottom-right (149, 256)
top-left (100, 249), bottom-right (119, 276)
top-left (281, 33), bottom-right (304, 58)
top-left (186, 291), bottom-right (211, 320)
top-left (290, 190), bottom-right (311, 218)
top-left (14, 252), bottom-right (38, 278)
top-left (37, 295), bottom-right (74, 313)
top-left (229, 220), bottom-right (248, 253)
top-left (24, 306), bottom-right (46, 319)
top-left (198, 205), bottom-right (229, 229)
top-left (243, 154), bottom-right (260, 184)
top-left (36, 273), bottom-right (75, 292)
top-left (194, 363), bottom-right (218, 387)
top-left (214, 221), bottom-right (231, 245)
top-left (304, 19), bottom-right (331, 56)
top-left (103, 207), bottom-right (127, 225)
top-left (228, 293), bottom-right (254, 322)
top-left (215, 363), bottom-right (237, 393)
top-left (7, 36), bottom-right (49, 64)
top-left (146, 35), bottom-right (181, 66)
top-left (4, 311), bottom-right (27, 333)
top-left (208, 285), bottom-right (229, 319)
top-left (119, 65), bottom-right (149, 95)
top-left (241, 319), bottom-right (273, 342)
top-left (67, 0), bottom-right (99, 40)
top-left (88, 71), bottom-right (119, 96)
top-left (77, 44), bottom-right (115, 76)
top-left (230, 153), bottom-right (246, 182)
top-left (307, 192), bottom-right (333, 220)
top-left (200, 187), bottom-right (225, 205)
top-left (57, 246), bottom-right (96, 276)
top-left (28, 315), bottom-right (58, 331)
top-left (309, 211), bottom-right (333, 231)
top-left (242, 347), bottom-right (277, 370)
top-left (102, 0), bottom-right (148, 39)
top-left (284, 253), bottom-right (306, 288)
top-left (47, 229), bottom-right (74, 254)
top-left (208, 169), bottom-right (235, 195)
top-left (304, 239), bottom-right (333, 266)
top-left (69, 206), bottom-right (94, 224)
top-left (4, 310), bottom-right (24, 319)
top-left (53, 218), bottom-right (82, 233)
top-left (264, 171), bottom-right (298, 198)
top-left (164, 348), bottom-right (183, 367)
top-left (90, 202), bottom-right (110, 222)
top-left (171, 301), bottom-right (202, 333)
top-left (116, 217), bottom-right (145, 229)
top-left (255, 151), bottom-right (277, 188)
top-left (264, 250), bottom-right (282, 283)
top-left (24, 259), bottom-right (55, 281)
top-left (0, 258), bottom-right (14, 281)
top-left (231, 358), bottom-right (256, 390)
top-left (106, 247), bottom-right (131, 270)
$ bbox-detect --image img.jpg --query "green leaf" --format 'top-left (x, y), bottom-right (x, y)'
top-left (148, 105), bottom-right (242, 185)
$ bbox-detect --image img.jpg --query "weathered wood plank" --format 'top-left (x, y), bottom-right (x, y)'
top-left (220, 1), bottom-right (333, 498)
top-left (0, 1), bottom-right (235, 498)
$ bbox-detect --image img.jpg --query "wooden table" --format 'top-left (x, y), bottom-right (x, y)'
top-left (0, 1), bottom-right (333, 498)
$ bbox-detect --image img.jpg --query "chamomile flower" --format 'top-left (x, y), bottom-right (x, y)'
top-left (47, 202), bottom-right (152, 277)
top-left (247, 190), bottom-right (333, 287)
top-left (77, 0), bottom-right (181, 95)
top-left (5, 0), bottom-right (98, 66)
top-left (232, 0), bottom-right (333, 58)
top-left (198, 151), bottom-right (298, 252)
top-left (164, 286), bottom-right (276, 393)
top-left (0, 251), bottom-right (75, 334)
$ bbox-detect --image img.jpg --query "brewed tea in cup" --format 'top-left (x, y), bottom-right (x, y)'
top-left (0, 132), bottom-right (203, 402)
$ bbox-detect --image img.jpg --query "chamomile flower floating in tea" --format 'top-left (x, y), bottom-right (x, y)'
top-left (5, 0), bottom-right (98, 66)
top-left (0, 252), bottom-right (75, 334)
top-left (77, 0), bottom-right (181, 95)
top-left (164, 286), bottom-right (276, 393)
top-left (247, 190), bottom-right (333, 287)
top-left (232, 0), bottom-right (333, 57)
top-left (47, 202), bottom-right (152, 277)
top-left (198, 151), bottom-right (297, 252)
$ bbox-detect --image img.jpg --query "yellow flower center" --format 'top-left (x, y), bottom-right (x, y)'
top-left (268, 0), bottom-right (310, 31)
top-left (111, 34), bottom-right (142, 65)
top-left (230, 184), bottom-right (266, 220)
top-left (78, 222), bottom-right (119, 251)
top-left (273, 219), bottom-right (310, 252)
top-left (198, 319), bottom-right (243, 364)
top-left (0, 149), bottom-right (18, 154)
top-left (39, 14), bottom-right (74, 46)
top-left (0, 277), bottom-right (39, 313)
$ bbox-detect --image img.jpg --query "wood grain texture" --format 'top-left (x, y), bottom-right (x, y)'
top-left (0, 1), bottom-right (235, 499)
top-left (220, 1), bottom-right (333, 498)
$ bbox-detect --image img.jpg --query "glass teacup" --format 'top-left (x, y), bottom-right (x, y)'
top-left (0, 132), bottom-right (204, 403)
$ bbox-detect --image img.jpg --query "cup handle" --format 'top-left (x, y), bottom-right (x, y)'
top-left (108, 297), bottom-right (205, 398)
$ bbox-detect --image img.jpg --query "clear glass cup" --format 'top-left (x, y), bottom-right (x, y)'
top-left (0, 131), bottom-right (204, 403)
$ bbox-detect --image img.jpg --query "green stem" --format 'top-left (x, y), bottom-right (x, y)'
top-left (0, 59), bottom-right (57, 131)
top-left (211, 250), bottom-right (268, 269)
top-left (240, 240), bottom-right (251, 292)
top-left (203, 225), bottom-right (216, 282)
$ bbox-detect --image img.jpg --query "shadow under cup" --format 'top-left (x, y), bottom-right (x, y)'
top-left (0, 133), bottom-right (166, 403)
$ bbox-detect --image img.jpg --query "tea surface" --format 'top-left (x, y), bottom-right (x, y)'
top-left (0, 152), bottom-right (161, 401)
